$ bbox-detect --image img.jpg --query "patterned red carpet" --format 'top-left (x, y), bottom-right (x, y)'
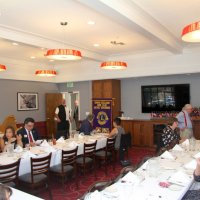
top-left (37, 147), bottom-right (155, 200)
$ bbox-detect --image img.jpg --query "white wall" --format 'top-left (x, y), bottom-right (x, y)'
top-left (121, 74), bottom-right (200, 119)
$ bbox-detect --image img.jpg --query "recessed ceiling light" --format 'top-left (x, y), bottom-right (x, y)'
top-left (12, 42), bottom-right (18, 46)
top-left (93, 44), bottom-right (100, 47)
top-left (30, 56), bottom-right (36, 59)
top-left (49, 59), bottom-right (54, 62)
top-left (87, 21), bottom-right (95, 25)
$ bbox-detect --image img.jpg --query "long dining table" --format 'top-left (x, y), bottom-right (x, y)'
top-left (0, 133), bottom-right (108, 176)
top-left (83, 140), bottom-right (200, 200)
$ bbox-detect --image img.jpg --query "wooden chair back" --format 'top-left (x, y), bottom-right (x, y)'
top-left (62, 147), bottom-right (78, 170)
top-left (0, 159), bottom-right (21, 184)
top-left (84, 141), bottom-right (97, 158)
top-left (31, 153), bottom-right (52, 183)
top-left (0, 115), bottom-right (17, 133)
top-left (106, 137), bottom-right (116, 154)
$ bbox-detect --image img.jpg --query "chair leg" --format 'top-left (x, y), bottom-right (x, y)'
top-left (47, 181), bottom-right (53, 200)
top-left (62, 176), bottom-right (65, 195)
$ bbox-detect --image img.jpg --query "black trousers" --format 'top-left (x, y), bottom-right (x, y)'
top-left (56, 120), bottom-right (70, 139)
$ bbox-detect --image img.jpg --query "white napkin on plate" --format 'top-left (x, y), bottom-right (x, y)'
top-left (121, 171), bottom-right (141, 185)
top-left (184, 159), bottom-right (197, 170)
top-left (13, 145), bottom-right (23, 153)
top-left (57, 137), bottom-right (65, 143)
top-left (168, 170), bottom-right (191, 186)
top-left (161, 151), bottom-right (175, 160)
top-left (21, 151), bottom-right (37, 159)
top-left (40, 140), bottom-right (50, 147)
top-left (35, 140), bottom-right (43, 145)
top-left (181, 139), bottom-right (190, 146)
top-left (193, 152), bottom-right (200, 159)
top-left (172, 144), bottom-right (184, 151)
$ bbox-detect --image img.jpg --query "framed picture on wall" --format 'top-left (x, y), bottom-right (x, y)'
top-left (17, 92), bottom-right (39, 111)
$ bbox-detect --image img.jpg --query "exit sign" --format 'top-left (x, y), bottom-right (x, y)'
top-left (67, 82), bottom-right (74, 88)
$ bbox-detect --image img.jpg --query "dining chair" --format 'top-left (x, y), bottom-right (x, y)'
top-left (95, 137), bottom-right (116, 175)
top-left (0, 158), bottom-right (21, 187)
top-left (50, 146), bottom-right (78, 193)
top-left (18, 153), bottom-right (52, 200)
top-left (76, 140), bottom-right (97, 178)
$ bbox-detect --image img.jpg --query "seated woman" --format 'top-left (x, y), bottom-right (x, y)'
top-left (0, 126), bottom-right (22, 152)
top-left (108, 117), bottom-right (125, 163)
top-left (161, 117), bottom-right (180, 150)
top-left (79, 113), bottom-right (94, 135)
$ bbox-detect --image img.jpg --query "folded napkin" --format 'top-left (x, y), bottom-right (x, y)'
top-left (181, 139), bottom-right (190, 146)
top-left (121, 171), bottom-right (141, 185)
top-left (35, 140), bottom-right (43, 145)
top-left (13, 145), bottom-right (23, 153)
top-left (40, 140), bottom-right (50, 147)
top-left (168, 170), bottom-right (191, 186)
top-left (184, 159), bottom-right (197, 170)
top-left (161, 151), bottom-right (175, 160)
top-left (57, 137), bottom-right (65, 143)
top-left (193, 152), bottom-right (200, 159)
top-left (87, 190), bottom-right (101, 200)
top-left (21, 151), bottom-right (37, 159)
top-left (172, 144), bottom-right (184, 151)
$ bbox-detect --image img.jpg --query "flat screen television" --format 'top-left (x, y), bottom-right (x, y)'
top-left (141, 84), bottom-right (190, 113)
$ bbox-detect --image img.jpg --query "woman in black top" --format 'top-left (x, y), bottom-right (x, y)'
top-left (0, 126), bottom-right (22, 152)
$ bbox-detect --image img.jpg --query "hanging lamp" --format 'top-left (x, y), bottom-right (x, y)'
top-left (35, 70), bottom-right (57, 77)
top-left (45, 22), bottom-right (82, 60)
top-left (0, 64), bottom-right (6, 71)
top-left (100, 61), bottom-right (127, 70)
top-left (182, 21), bottom-right (200, 42)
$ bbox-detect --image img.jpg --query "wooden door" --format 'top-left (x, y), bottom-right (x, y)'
top-left (46, 93), bottom-right (62, 137)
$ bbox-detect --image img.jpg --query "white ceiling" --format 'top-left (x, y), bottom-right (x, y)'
top-left (0, 0), bottom-right (200, 82)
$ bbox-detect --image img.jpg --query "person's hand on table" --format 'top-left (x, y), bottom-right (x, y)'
top-left (30, 142), bottom-right (36, 147)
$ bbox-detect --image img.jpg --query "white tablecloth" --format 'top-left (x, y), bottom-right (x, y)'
top-left (0, 134), bottom-right (107, 176)
top-left (10, 187), bottom-right (43, 200)
top-left (87, 143), bottom-right (200, 200)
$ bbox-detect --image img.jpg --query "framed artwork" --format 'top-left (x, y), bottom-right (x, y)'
top-left (17, 92), bottom-right (39, 111)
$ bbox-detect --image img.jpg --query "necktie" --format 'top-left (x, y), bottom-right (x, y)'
top-left (28, 131), bottom-right (33, 143)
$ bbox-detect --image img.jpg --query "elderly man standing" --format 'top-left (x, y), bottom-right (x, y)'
top-left (176, 104), bottom-right (193, 139)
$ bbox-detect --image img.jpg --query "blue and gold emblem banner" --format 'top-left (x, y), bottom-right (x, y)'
top-left (92, 98), bottom-right (112, 132)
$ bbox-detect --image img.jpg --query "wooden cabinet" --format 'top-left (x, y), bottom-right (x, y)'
top-left (92, 79), bottom-right (121, 119)
top-left (121, 119), bottom-right (168, 149)
top-left (193, 120), bottom-right (200, 139)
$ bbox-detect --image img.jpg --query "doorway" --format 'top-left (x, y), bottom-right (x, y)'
top-left (62, 91), bottom-right (80, 131)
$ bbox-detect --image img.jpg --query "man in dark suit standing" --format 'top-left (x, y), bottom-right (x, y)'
top-left (55, 99), bottom-right (71, 139)
top-left (17, 117), bottom-right (40, 147)
top-left (73, 100), bottom-right (79, 130)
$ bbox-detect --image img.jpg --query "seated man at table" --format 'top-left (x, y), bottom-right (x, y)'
top-left (17, 117), bottom-right (40, 147)
top-left (108, 117), bottom-right (126, 164)
top-left (79, 113), bottom-right (94, 135)
top-left (161, 117), bottom-right (180, 150)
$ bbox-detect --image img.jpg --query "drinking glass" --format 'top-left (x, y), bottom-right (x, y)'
top-left (7, 144), bottom-right (14, 157)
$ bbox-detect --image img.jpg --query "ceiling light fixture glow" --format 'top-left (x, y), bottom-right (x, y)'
top-left (182, 21), bottom-right (200, 42)
top-left (0, 64), bottom-right (6, 71)
top-left (100, 61), bottom-right (127, 70)
top-left (35, 70), bottom-right (57, 77)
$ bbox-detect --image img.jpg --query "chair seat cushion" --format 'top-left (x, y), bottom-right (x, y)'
top-left (76, 157), bottom-right (92, 164)
top-left (19, 173), bottom-right (47, 184)
top-left (95, 151), bottom-right (111, 157)
top-left (50, 164), bottom-right (73, 173)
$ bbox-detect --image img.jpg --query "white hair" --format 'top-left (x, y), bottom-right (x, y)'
top-left (182, 104), bottom-right (192, 111)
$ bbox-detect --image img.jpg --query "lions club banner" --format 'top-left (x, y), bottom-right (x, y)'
top-left (92, 98), bottom-right (112, 132)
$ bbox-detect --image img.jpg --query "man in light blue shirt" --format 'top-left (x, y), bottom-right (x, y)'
top-left (176, 104), bottom-right (193, 139)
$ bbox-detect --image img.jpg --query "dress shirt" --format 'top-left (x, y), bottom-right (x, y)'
top-left (176, 111), bottom-right (192, 129)
top-left (25, 128), bottom-right (35, 143)
top-left (55, 106), bottom-right (70, 121)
